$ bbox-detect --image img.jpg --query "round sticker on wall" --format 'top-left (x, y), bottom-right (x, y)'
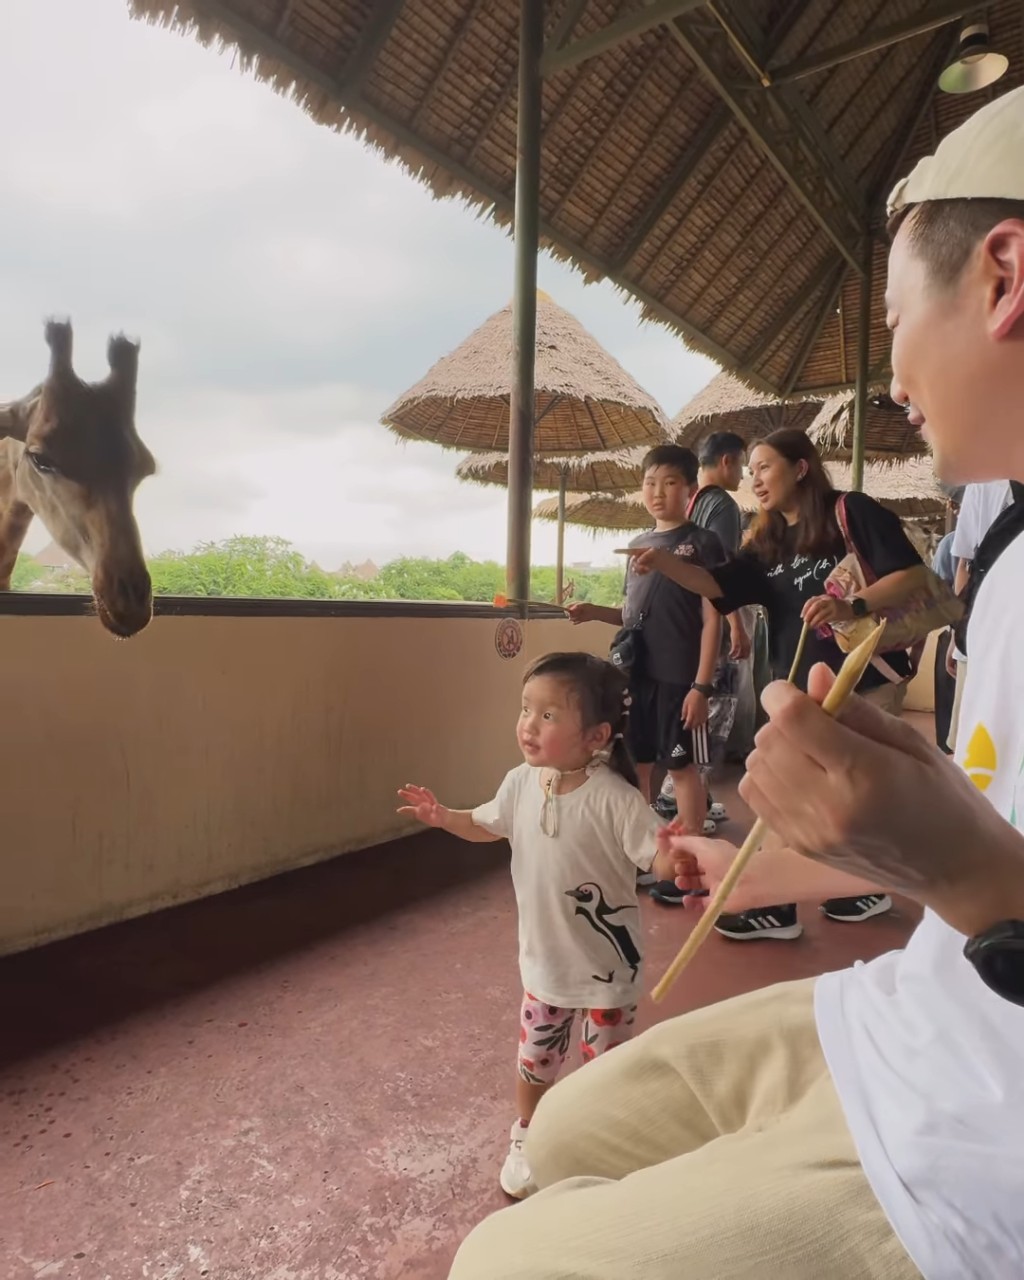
top-left (495, 617), bottom-right (524, 660)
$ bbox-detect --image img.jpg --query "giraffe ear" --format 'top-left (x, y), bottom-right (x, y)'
top-left (107, 334), bottom-right (140, 413)
top-left (44, 318), bottom-right (74, 378)
top-left (0, 389), bottom-right (40, 442)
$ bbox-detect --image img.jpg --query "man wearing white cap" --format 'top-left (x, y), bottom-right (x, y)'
top-left (450, 87), bottom-right (1024, 1280)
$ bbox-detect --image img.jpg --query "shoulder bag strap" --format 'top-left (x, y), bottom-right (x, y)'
top-left (834, 493), bottom-right (878, 585)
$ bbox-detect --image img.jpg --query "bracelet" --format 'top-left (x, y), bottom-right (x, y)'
top-left (691, 682), bottom-right (714, 697)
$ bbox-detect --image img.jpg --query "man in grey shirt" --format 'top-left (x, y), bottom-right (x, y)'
top-left (690, 432), bottom-right (745, 555)
top-left (692, 430), bottom-right (759, 755)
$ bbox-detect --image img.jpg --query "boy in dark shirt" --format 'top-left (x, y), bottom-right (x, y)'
top-left (568, 446), bottom-right (724, 837)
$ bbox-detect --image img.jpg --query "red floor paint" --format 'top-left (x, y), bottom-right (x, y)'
top-left (1, 770), bottom-right (920, 1279)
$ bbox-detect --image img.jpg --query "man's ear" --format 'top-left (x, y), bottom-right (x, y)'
top-left (984, 220), bottom-right (1024, 341)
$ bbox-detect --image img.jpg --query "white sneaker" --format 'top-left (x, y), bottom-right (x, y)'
top-left (708, 802), bottom-right (728, 822)
top-left (702, 817), bottom-right (717, 835)
top-left (499, 1120), bottom-right (535, 1199)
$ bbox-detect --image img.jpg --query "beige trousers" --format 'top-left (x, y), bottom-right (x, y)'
top-left (948, 659), bottom-right (967, 753)
top-left (450, 980), bottom-right (919, 1280)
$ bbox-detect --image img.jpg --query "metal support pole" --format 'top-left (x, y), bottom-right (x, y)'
top-left (506, 0), bottom-right (544, 604)
top-left (851, 241), bottom-right (873, 493)
top-left (555, 468), bottom-right (567, 605)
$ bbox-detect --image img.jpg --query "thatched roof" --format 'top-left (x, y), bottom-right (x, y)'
top-left (808, 389), bottom-right (927, 460)
top-left (672, 372), bottom-right (821, 450)
top-left (128, 2), bottom-right (1024, 396)
top-left (536, 455), bottom-right (944, 533)
top-left (381, 292), bottom-right (667, 451)
top-left (824, 456), bottom-right (945, 519)
top-left (32, 540), bottom-right (76, 570)
top-left (534, 489), bottom-right (653, 533)
top-left (456, 445), bottom-right (648, 494)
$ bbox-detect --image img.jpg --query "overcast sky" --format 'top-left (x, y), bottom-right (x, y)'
top-left (0, 0), bottom-right (717, 570)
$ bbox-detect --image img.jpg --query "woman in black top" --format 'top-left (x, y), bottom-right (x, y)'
top-left (624, 429), bottom-right (925, 941)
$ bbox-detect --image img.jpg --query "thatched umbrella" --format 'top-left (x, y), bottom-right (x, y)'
top-left (456, 447), bottom-right (646, 494)
top-left (808, 390), bottom-right (927, 461)
top-left (735, 462), bottom-right (944, 521)
top-left (534, 489), bottom-right (653, 534)
top-left (382, 292), bottom-right (667, 453)
top-left (457, 446), bottom-right (652, 599)
top-left (672, 371), bottom-right (821, 452)
top-left (540, 460), bottom-right (942, 540)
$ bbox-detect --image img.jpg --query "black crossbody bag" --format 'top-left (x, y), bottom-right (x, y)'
top-left (609, 564), bottom-right (666, 673)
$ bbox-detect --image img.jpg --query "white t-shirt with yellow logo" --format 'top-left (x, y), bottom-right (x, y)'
top-left (814, 530), bottom-right (1024, 1280)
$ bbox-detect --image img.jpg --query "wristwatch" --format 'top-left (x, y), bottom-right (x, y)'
top-left (850, 596), bottom-right (870, 619)
top-left (691, 682), bottom-right (715, 697)
top-left (963, 920), bottom-right (1024, 1007)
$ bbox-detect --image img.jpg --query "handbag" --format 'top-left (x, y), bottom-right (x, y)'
top-left (824, 495), bottom-right (964, 679)
top-left (609, 615), bottom-right (644, 672)
top-left (610, 554), bottom-right (667, 673)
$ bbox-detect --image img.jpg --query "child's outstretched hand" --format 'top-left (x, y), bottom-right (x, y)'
top-left (657, 825), bottom-right (767, 913)
top-left (397, 784), bottom-right (448, 827)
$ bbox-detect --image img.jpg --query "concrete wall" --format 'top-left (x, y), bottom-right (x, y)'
top-left (0, 603), bottom-right (939, 957)
top-left (0, 611), bottom-right (607, 956)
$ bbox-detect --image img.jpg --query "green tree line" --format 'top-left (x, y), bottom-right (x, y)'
top-left (10, 536), bottom-right (624, 607)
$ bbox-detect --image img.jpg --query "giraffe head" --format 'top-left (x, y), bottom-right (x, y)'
top-left (0, 320), bottom-right (156, 638)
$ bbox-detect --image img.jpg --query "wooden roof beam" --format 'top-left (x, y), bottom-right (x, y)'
top-left (613, 0), bottom-right (811, 272)
top-left (612, 103), bottom-right (731, 269)
top-left (781, 30), bottom-right (960, 391)
top-left (667, 7), bottom-right (867, 274)
top-left (545, 0), bottom-right (592, 57)
top-left (712, 3), bottom-right (868, 221)
top-left (337, 0), bottom-right (407, 94)
top-left (780, 261), bottom-right (849, 395)
top-left (541, 0), bottom-right (708, 75)
top-left (739, 250), bottom-right (846, 373)
top-left (410, 0), bottom-right (489, 128)
top-left (865, 27), bottom-right (962, 231)
top-left (273, 0), bottom-right (298, 38)
top-left (767, 2), bottom-right (993, 85)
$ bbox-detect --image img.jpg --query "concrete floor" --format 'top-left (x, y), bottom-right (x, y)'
top-left (1, 769), bottom-right (921, 1280)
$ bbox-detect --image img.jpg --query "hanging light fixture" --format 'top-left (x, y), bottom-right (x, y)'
top-left (938, 18), bottom-right (1009, 94)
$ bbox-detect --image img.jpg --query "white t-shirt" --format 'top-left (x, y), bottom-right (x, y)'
top-left (815, 529), bottom-right (1024, 1280)
top-left (951, 480), bottom-right (1012, 561)
top-left (473, 764), bottom-right (661, 1008)
top-left (950, 481), bottom-right (1012, 661)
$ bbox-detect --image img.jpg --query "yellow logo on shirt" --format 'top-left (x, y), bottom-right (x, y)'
top-left (963, 724), bottom-right (998, 792)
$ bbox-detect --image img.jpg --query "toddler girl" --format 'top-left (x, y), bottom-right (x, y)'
top-left (398, 651), bottom-right (674, 1197)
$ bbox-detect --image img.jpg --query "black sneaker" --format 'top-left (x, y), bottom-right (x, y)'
top-left (648, 880), bottom-right (685, 906)
top-left (714, 904), bottom-right (803, 941)
top-left (820, 894), bottom-right (892, 922)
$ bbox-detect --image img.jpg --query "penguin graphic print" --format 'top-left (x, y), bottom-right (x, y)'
top-left (566, 881), bottom-right (641, 986)
top-left (471, 760), bottom-right (660, 1010)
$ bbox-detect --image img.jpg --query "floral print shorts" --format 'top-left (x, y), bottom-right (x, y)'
top-left (517, 991), bottom-right (637, 1086)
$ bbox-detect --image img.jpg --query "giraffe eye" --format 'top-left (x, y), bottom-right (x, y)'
top-left (27, 451), bottom-right (58, 475)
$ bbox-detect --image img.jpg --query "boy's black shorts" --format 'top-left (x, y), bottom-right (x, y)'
top-left (627, 676), bottom-right (711, 772)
